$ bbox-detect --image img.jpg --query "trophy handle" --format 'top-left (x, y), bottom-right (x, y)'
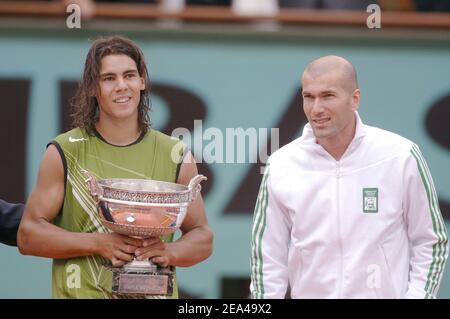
top-left (80, 169), bottom-right (101, 202)
top-left (188, 174), bottom-right (207, 201)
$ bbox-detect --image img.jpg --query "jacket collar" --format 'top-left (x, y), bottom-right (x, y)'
top-left (301, 111), bottom-right (367, 149)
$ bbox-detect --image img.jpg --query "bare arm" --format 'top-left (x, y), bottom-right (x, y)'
top-left (135, 151), bottom-right (213, 267)
top-left (17, 145), bottom-right (142, 266)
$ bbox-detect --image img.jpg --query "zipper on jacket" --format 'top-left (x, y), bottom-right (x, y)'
top-left (336, 161), bottom-right (344, 298)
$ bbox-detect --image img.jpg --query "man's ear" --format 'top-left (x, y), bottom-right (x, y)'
top-left (140, 77), bottom-right (146, 91)
top-left (351, 89), bottom-right (361, 111)
top-left (90, 86), bottom-right (98, 98)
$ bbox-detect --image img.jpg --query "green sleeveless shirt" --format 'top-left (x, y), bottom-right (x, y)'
top-left (50, 127), bottom-right (186, 299)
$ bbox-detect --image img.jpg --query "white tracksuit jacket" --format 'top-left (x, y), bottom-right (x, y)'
top-left (251, 113), bottom-right (448, 299)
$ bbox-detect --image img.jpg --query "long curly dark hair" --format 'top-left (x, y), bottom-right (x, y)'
top-left (71, 35), bottom-right (151, 135)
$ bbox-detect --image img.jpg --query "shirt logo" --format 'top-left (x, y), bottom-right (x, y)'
top-left (363, 188), bottom-right (378, 213)
top-left (69, 136), bottom-right (88, 143)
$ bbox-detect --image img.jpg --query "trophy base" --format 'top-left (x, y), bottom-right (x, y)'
top-left (106, 261), bottom-right (174, 296)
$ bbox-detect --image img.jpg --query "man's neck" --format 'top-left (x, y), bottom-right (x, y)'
top-left (316, 116), bottom-right (357, 161)
top-left (95, 118), bottom-right (141, 146)
top-left (317, 138), bottom-right (351, 161)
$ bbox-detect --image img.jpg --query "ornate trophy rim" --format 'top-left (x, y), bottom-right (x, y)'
top-left (81, 170), bottom-right (206, 205)
top-left (99, 178), bottom-right (191, 194)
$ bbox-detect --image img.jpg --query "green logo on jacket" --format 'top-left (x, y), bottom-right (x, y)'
top-left (363, 188), bottom-right (378, 213)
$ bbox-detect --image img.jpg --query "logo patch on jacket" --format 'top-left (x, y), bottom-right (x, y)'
top-left (363, 188), bottom-right (378, 213)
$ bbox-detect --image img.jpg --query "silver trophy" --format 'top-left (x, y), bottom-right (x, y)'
top-left (81, 169), bottom-right (207, 296)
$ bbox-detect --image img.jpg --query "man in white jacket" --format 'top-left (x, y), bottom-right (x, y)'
top-left (251, 55), bottom-right (448, 299)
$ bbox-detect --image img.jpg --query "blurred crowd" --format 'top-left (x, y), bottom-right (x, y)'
top-left (62, 0), bottom-right (450, 12)
top-left (9, 0), bottom-right (449, 20)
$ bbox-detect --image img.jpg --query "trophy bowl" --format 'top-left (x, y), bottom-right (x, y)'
top-left (82, 170), bottom-right (206, 237)
top-left (81, 169), bottom-right (207, 296)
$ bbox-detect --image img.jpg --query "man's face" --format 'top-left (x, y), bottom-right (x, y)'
top-left (96, 54), bottom-right (145, 123)
top-left (302, 71), bottom-right (360, 142)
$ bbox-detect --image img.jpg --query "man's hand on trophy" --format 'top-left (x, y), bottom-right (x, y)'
top-left (96, 233), bottom-right (144, 267)
top-left (134, 237), bottom-right (173, 268)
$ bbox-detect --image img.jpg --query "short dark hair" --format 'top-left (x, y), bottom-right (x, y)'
top-left (71, 35), bottom-right (151, 135)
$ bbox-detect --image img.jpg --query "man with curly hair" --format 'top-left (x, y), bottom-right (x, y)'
top-left (18, 36), bottom-right (213, 298)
